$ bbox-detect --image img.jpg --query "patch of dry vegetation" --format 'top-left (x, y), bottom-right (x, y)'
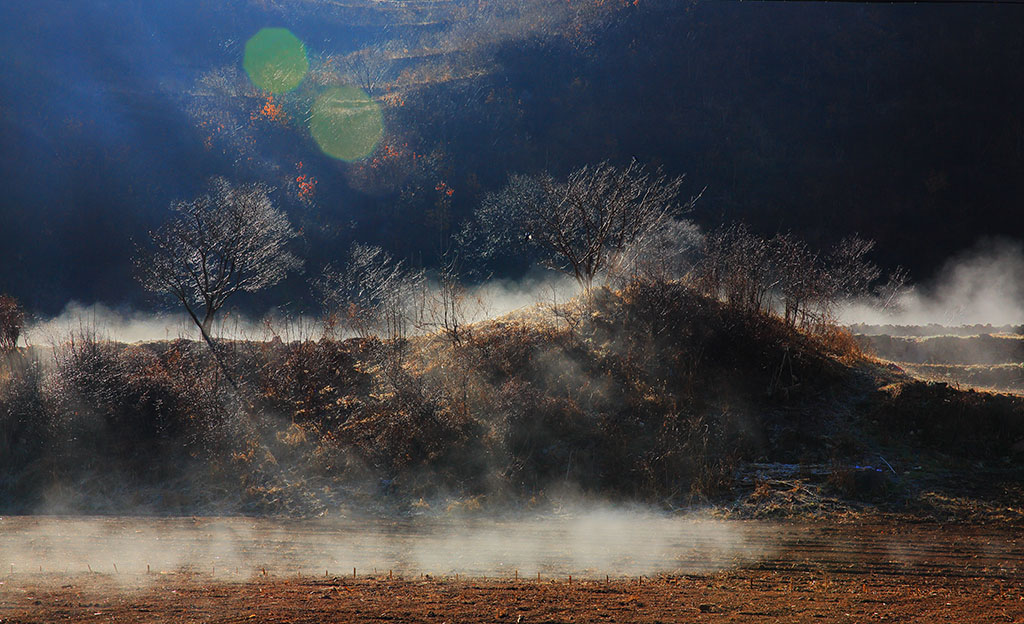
top-left (1, 282), bottom-right (1021, 516)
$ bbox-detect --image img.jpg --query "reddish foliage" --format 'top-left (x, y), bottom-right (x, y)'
top-left (295, 161), bottom-right (317, 201)
top-left (251, 95), bottom-right (287, 123)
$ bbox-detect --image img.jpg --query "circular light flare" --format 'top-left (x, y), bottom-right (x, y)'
top-left (309, 86), bottom-right (384, 162)
top-left (243, 28), bottom-right (309, 94)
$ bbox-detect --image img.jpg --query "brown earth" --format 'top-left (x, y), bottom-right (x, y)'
top-left (2, 520), bottom-right (1023, 623)
top-left (1, 567), bottom-right (1021, 623)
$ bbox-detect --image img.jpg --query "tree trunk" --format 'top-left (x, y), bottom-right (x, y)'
top-left (184, 304), bottom-right (239, 391)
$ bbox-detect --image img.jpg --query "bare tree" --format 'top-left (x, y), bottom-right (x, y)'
top-left (341, 45), bottom-right (393, 95)
top-left (136, 177), bottom-right (302, 353)
top-left (415, 251), bottom-right (482, 347)
top-left (464, 160), bottom-right (696, 292)
top-left (0, 295), bottom-right (24, 351)
top-left (696, 223), bottom-right (907, 331)
top-left (317, 243), bottom-right (426, 400)
top-left (771, 232), bottom-right (826, 327)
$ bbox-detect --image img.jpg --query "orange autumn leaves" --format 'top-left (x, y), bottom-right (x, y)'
top-left (252, 95), bottom-right (287, 123)
top-left (295, 161), bottom-right (317, 201)
top-left (435, 180), bottom-right (455, 197)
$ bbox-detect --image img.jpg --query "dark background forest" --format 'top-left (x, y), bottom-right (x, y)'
top-left (1, 0), bottom-right (1022, 316)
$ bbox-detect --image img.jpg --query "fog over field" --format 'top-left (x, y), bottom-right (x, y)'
top-left (0, 508), bottom-right (771, 582)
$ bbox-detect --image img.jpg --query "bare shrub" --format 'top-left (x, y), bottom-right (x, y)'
top-left (254, 337), bottom-right (370, 431)
top-left (50, 329), bottom-right (233, 460)
top-left (317, 243), bottom-right (424, 342)
top-left (814, 324), bottom-right (864, 360)
top-left (873, 265), bottom-right (911, 312)
top-left (608, 217), bottom-right (704, 288)
top-left (0, 351), bottom-right (50, 490)
top-left (828, 235), bottom-right (882, 302)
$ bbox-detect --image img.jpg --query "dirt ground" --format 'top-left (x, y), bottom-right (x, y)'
top-left (2, 520), bottom-right (1023, 623)
top-left (1, 568), bottom-right (1022, 623)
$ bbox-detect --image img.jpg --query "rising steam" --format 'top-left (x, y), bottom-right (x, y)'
top-left (841, 238), bottom-right (1024, 327)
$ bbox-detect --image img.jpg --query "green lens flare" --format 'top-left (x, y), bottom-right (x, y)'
top-left (309, 86), bottom-right (384, 162)
top-left (243, 28), bottom-right (308, 94)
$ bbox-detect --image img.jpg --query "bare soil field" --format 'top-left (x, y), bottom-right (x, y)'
top-left (3, 568), bottom-right (1023, 623)
top-left (2, 517), bottom-right (1023, 623)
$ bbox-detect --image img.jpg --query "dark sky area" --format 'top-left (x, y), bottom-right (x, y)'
top-left (1, 0), bottom-right (1022, 316)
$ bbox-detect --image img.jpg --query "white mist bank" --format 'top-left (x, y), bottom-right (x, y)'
top-left (0, 508), bottom-right (767, 584)
top-left (23, 302), bottom-right (198, 346)
top-left (841, 238), bottom-right (1024, 327)
top-left (23, 236), bottom-right (1024, 345)
top-left (21, 273), bottom-right (580, 346)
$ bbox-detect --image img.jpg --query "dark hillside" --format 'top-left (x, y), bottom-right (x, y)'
top-left (3, 1), bottom-right (1023, 310)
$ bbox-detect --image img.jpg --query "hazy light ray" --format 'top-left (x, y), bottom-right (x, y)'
top-left (243, 28), bottom-right (308, 94)
top-left (309, 85), bottom-right (383, 162)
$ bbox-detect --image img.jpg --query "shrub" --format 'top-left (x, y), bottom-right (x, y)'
top-left (0, 351), bottom-right (50, 484)
top-left (51, 330), bottom-right (235, 461)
